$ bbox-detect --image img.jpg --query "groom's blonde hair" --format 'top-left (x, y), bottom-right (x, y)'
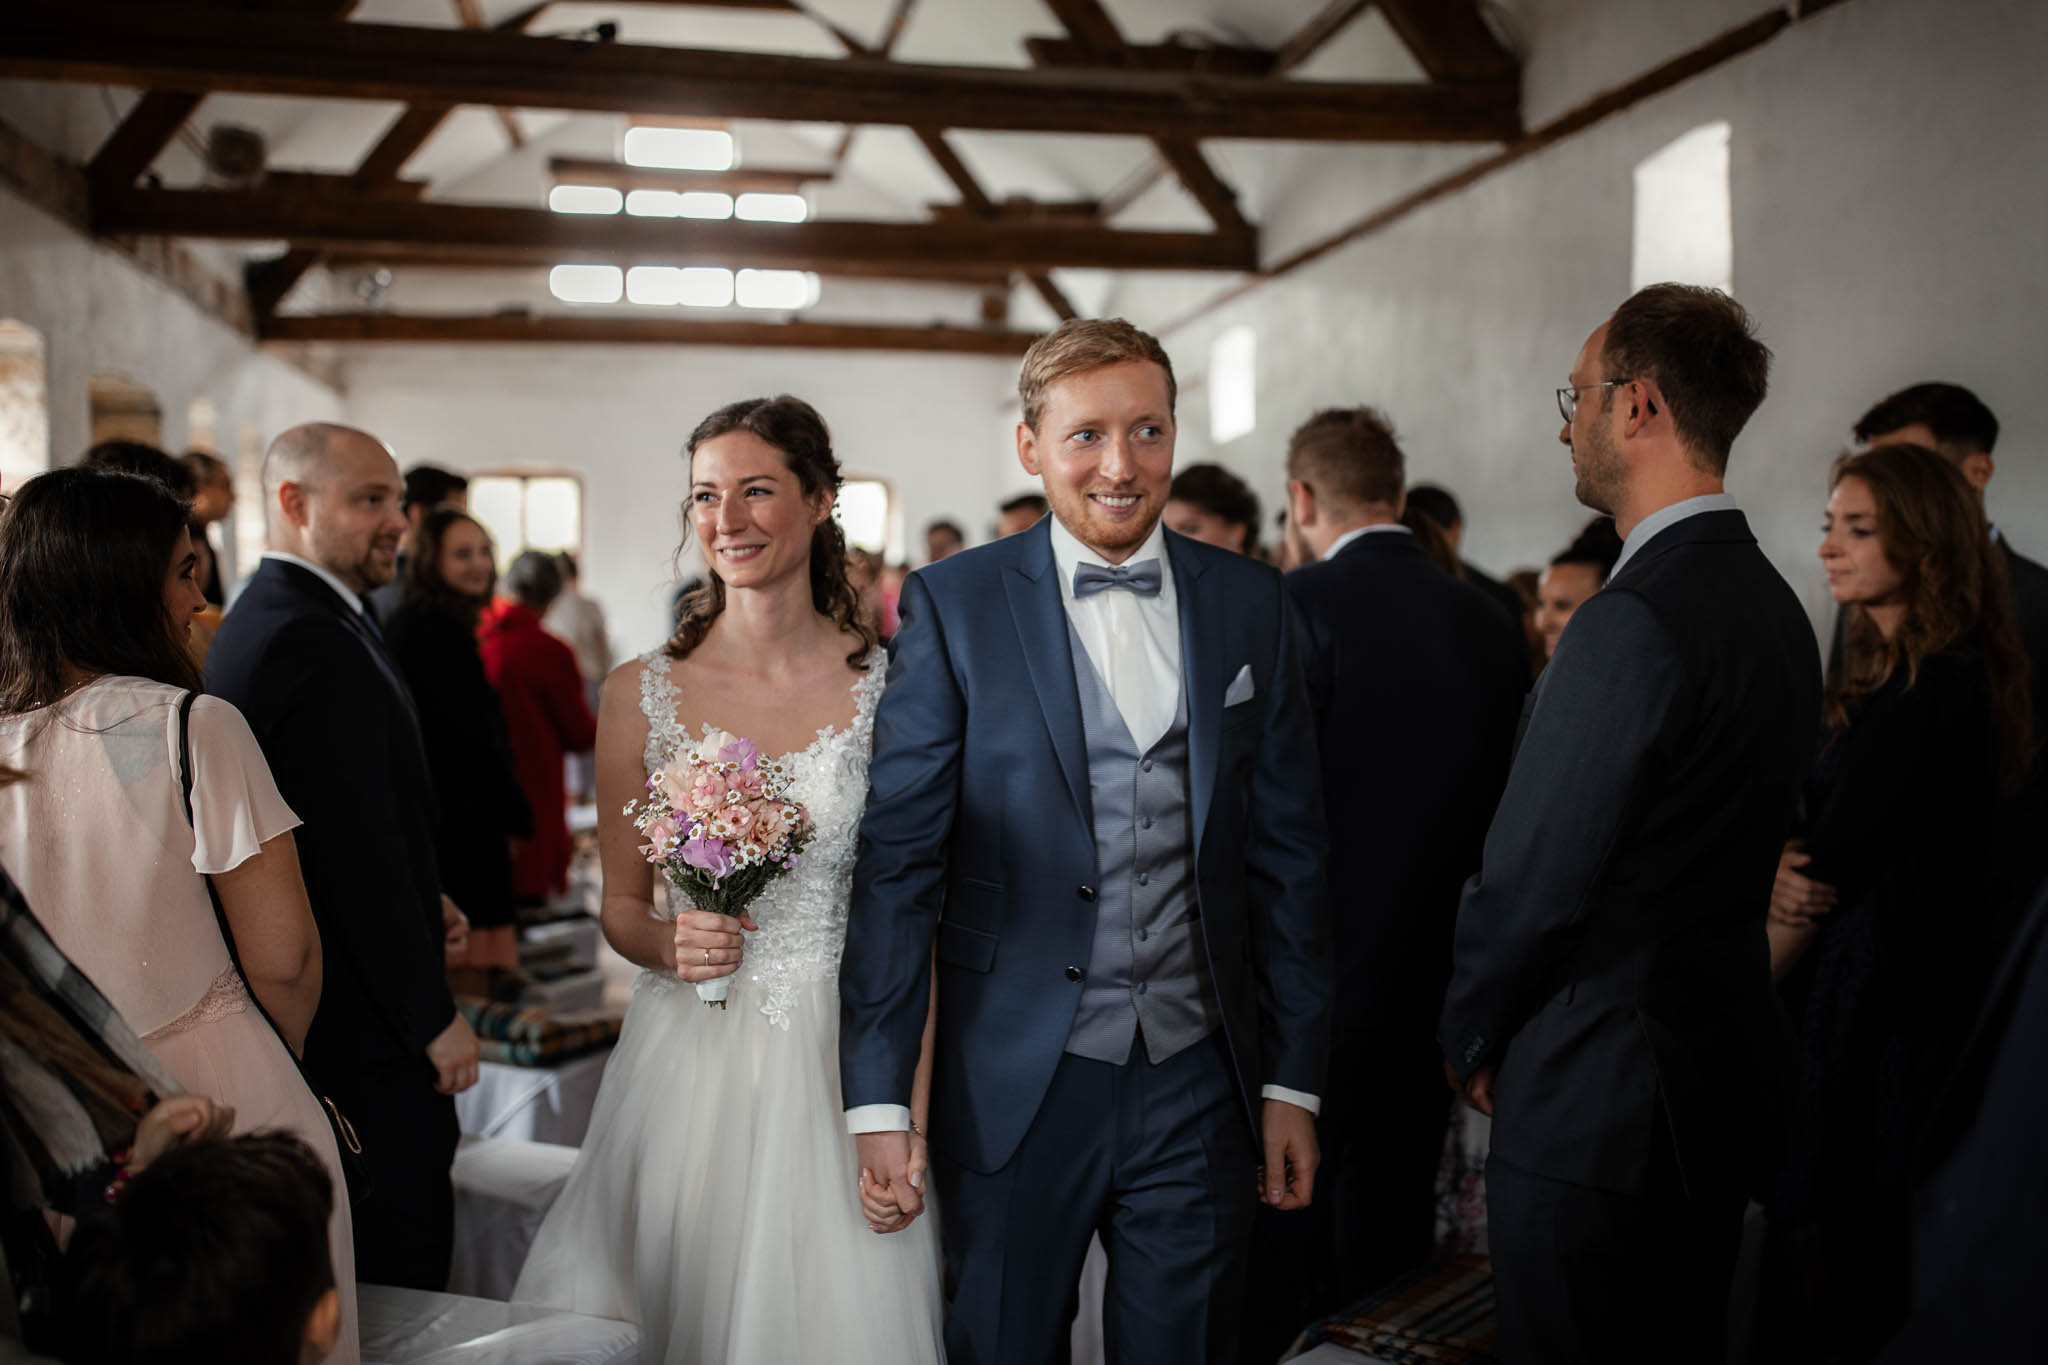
top-left (1017, 318), bottom-right (1176, 434)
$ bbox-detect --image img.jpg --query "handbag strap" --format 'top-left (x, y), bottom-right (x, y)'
top-left (176, 692), bottom-right (362, 1157)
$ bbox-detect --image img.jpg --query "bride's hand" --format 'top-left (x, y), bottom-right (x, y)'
top-left (859, 1165), bottom-right (914, 1234)
top-left (671, 910), bottom-right (757, 981)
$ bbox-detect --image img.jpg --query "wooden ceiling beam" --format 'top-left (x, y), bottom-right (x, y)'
top-left (926, 198), bottom-right (1100, 224)
top-left (1372, 0), bottom-right (1519, 83)
top-left (548, 158), bottom-right (827, 195)
top-left (907, 126), bottom-right (1078, 322)
top-left (1022, 36), bottom-right (1276, 77)
top-left (97, 188), bottom-right (1259, 272)
top-left (259, 312), bottom-right (1041, 354)
top-left (1, 5), bottom-right (1521, 143)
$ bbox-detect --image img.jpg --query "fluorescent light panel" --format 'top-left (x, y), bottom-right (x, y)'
top-left (549, 264), bottom-right (623, 304)
top-left (548, 184), bottom-right (622, 215)
top-left (734, 192), bottom-right (808, 223)
top-left (623, 127), bottom-right (734, 171)
top-left (735, 269), bottom-right (819, 310)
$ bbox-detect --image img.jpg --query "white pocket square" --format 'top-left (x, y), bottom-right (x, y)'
top-left (1223, 664), bottom-right (1256, 708)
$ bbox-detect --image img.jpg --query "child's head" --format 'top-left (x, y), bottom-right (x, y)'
top-left (61, 1132), bottom-right (339, 1365)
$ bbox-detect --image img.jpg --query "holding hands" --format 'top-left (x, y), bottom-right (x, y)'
top-left (1769, 843), bottom-right (1837, 926)
top-left (856, 1128), bottom-right (928, 1235)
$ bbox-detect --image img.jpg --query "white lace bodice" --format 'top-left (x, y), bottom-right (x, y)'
top-left (635, 647), bottom-right (885, 1028)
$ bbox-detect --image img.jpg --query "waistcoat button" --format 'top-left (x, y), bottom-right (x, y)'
top-left (1078, 885), bottom-right (1096, 902)
top-left (1065, 966), bottom-right (1084, 981)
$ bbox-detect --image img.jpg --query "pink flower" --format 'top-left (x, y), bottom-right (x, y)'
top-left (719, 736), bottom-right (760, 771)
top-left (722, 803), bottom-right (755, 837)
top-left (731, 768), bottom-right (766, 801)
top-left (750, 800), bottom-right (789, 846)
top-left (640, 816), bottom-right (679, 860)
top-left (696, 729), bottom-right (740, 763)
top-left (680, 833), bottom-right (733, 881)
top-left (689, 769), bottom-right (727, 814)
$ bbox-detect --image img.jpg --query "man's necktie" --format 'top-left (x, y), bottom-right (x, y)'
top-left (1072, 559), bottom-right (1163, 599)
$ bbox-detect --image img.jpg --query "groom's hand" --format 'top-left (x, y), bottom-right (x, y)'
top-left (1259, 1099), bottom-right (1319, 1211)
top-left (856, 1129), bottom-right (925, 1222)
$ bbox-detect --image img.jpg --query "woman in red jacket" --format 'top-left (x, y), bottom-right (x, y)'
top-left (479, 551), bottom-right (598, 908)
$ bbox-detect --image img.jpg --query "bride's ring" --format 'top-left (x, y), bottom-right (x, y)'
top-left (703, 948), bottom-right (712, 966)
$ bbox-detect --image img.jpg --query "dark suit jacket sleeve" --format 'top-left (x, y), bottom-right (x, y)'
top-left (1439, 588), bottom-right (1686, 1080)
top-left (245, 618), bottom-right (458, 1055)
top-left (839, 570), bottom-right (963, 1110)
top-left (1243, 586), bottom-right (1334, 1098)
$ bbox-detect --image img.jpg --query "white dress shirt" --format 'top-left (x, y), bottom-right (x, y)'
top-left (1608, 492), bottom-right (1739, 580)
top-left (260, 551), bottom-right (366, 615)
top-left (848, 518), bottom-right (1318, 1133)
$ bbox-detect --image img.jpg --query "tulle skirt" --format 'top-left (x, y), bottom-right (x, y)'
top-left (149, 998), bottom-right (361, 1365)
top-left (512, 973), bottom-right (944, 1365)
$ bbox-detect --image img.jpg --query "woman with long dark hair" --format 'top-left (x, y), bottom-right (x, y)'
top-left (1759, 443), bottom-right (2034, 1361)
top-left (383, 508), bottom-right (531, 990)
top-left (0, 466), bottom-right (359, 1362)
top-left (513, 396), bottom-right (941, 1363)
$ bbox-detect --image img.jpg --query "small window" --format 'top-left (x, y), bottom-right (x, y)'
top-left (469, 472), bottom-right (584, 572)
top-left (0, 321), bottom-right (49, 495)
top-left (1209, 326), bottom-right (1257, 445)
top-left (836, 476), bottom-right (895, 557)
top-left (1632, 122), bottom-right (1733, 293)
top-left (88, 372), bottom-right (163, 448)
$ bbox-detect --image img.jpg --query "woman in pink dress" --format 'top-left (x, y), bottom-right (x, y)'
top-left (0, 467), bottom-right (359, 1363)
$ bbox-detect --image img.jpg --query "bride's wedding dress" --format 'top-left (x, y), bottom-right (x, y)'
top-left (513, 647), bottom-right (944, 1364)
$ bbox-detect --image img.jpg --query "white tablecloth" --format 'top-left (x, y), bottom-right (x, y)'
top-left (454, 1052), bottom-right (611, 1146)
top-left (360, 1284), bottom-right (637, 1365)
top-left (449, 1135), bottom-right (578, 1301)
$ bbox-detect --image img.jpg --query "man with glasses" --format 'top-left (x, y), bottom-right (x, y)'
top-left (1440, 284), bottom-right (1822, 1363)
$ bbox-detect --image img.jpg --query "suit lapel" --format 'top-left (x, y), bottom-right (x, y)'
top-left (266, 559), bottom-right (421, 730)
top-left (1003, 522), bottom-right (1093, 833)
top-left (1167, 531), bottom-right (1221, 854)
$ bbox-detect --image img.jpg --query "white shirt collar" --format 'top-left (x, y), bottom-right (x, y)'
top-left (1048, 514), bottom-right (1174, 607)
top-left (1323, 522), bottom-right (1411, 562)
top-left (1609, 492), bottom-right (1740, 579)
top-left (261, 550), bottom-right (366, 615)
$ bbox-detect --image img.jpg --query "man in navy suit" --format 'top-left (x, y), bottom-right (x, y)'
top-left (1440, 286), bottom-right (1820, 1363)
top-left (840, 319), bottom-right (1332, 1364)
top-left (206, 423), bottom-right (480, 1290)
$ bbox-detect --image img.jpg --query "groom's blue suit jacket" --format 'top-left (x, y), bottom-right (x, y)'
top-left (840, 518), bottom-right (1332, 1174)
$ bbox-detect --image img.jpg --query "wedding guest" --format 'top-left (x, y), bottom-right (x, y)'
top-left (1532, 517), bottom-right (1622, 659)
top-left (81, 440), bottom-right (196, 499)
top-left (384, 510), bottom-right (532, 991)
top-left (543, 551), bottom-right (611, 801)
top-left (1400, 502), bottom-right (1463, 576)
top-left (0, 466), bottom-right (359, 1360)
top-left (59, 1134), bottom-right (342, 1365)
top-left (924, 518), bottom-right (966, 563)
top-left (1406, 483), bottom-right (1525, 624)
top-left (206, 423), bottom-right (479, 1293)
top-left (1441, 285), bottom-right (1820, 1365)
top-left (1506, 568), bottom-right (1543, 675)
top-left (1240, 407), bottom-right (1525, 1361)
top-left (367, 464), bottom-right (468, 622)
top-left (480, 551), bottom-right (597, 910)
top-left (1760, 443), bottom-right (2033, 1361)
top-left (180, 449), bottom-right (236, 604)
top-left (1164, 462), bottom-right (1262, 557)
top-left (994, 492), bottom-right (1048, 539)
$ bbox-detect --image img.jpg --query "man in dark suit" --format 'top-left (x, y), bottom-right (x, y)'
top-left (1404, 483), bottom-right (1527, 627)
top-left (1440, 285), bottom-right (1822, 1364)
top-left (1237, 408), bottom-right (1525, 1361)
top-left (840, 318), bottom-right (1330, 1364)
top-left (206, 422), bottom-right (480, 1290)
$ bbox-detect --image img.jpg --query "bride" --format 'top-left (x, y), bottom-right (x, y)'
top-left (513, 396), bottom-right (943, 1363)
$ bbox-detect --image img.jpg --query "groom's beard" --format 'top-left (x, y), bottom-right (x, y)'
top-left (1046, 484), bottom-right (1164, 563)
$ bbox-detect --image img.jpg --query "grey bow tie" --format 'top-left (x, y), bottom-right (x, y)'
top-left (1073, 559), bottom-right (1163, 599)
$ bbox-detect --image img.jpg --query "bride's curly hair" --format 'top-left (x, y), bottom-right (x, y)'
top-left (666, 395), bottom-right (876, 670)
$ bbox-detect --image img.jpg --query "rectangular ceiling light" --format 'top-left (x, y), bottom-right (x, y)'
top-left (548, 264), bottom-right (623, 304)
top-left (734, 269), bottom-right (819, 310)
top-left (678, 191), bottom-right (736, 220)
top-left (676, 267), bottom-right (735, 308)
top-left (734, 192), bottom-right (808, 223)
top-left (548, 184), bottom-right (623, 215)
top-left (625, 265), bottom-right (685, 305)
top-left (623, 127), bottom-right (735, 171)
top-left (624, 189), bottom-right (683, 217)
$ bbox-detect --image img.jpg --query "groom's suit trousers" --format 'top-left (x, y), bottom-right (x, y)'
top-left (933, 1029), bottom-right (1255, 1365)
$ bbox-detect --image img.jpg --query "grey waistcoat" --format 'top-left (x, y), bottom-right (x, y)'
top-left (1063, 617), bottom-right (1222, 1067)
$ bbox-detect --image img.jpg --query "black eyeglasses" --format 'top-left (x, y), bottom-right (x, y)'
top-left (1556, 380), bottom-right (1628, 423)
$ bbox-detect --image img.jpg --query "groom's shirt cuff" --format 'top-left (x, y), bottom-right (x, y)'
top-left (1262, 1085), bottom-right (1321, 1115)
top-left (846, 1103), bottom-right (912, 1134)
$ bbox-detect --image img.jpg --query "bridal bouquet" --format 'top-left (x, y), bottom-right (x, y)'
top-left (626, 728), bottom-right (815, 1007)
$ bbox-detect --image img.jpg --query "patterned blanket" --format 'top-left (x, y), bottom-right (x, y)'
top-left (455, 998), bottom-right (621, 1067)
top-left (1285, 1254), bottom-right (1497, 1363)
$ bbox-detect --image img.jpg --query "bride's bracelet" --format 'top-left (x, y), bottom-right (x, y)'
top-left (908, 1119), bottom-right (925, 1139)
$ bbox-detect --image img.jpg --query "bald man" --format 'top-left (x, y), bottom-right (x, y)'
top-left (206, 422), bottom-right (480, 1290)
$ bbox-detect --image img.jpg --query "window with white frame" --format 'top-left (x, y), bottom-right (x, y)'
top-left (1209, 325), bottom-right (1257, 445)
top-left (468, 472), bottom-right (584, 572)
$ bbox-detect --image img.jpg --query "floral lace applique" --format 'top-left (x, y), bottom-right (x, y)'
top-left (634, 648), bottom-right (887, 1028)
top-left (144, 964), bottom-right (250, 1040)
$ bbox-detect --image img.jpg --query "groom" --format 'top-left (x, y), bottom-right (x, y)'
top-left (841, 318), bottom-right (1332, 1364)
